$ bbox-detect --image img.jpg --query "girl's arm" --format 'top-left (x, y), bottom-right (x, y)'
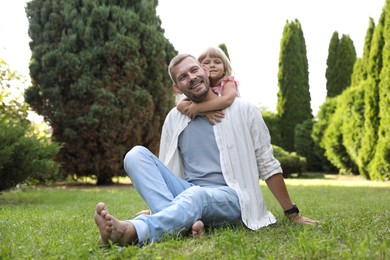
top-left (176, 96), bottom-right (191, 114)
top-left (184, 81), bottom-right (238, 118)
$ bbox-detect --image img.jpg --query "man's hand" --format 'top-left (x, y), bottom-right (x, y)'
top-left (289, 213), bottom-right (320, 225)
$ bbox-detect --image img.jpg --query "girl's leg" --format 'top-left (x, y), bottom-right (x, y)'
top-left (123, 146), bottom-right (192, 213)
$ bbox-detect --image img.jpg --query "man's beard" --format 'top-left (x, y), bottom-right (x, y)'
top-left (186, 87), bottom-right (209, 103)
top-left (185, 77), bottom-right (210, 103)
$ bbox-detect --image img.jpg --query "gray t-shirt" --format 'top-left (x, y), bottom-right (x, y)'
top-left (178, 116), bottom-right (227, 186)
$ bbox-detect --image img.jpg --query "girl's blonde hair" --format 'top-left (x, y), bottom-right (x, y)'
top-left (198, 47), bottom-right (233, 77)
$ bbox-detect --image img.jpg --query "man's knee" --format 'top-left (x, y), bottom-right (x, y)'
top-left (124, 146), bottom-right (150, 168)
top-left (181, 186), bottom-right (207, 202)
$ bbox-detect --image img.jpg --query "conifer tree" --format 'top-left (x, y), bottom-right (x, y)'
top-left (25, 0), bottom-right (177, 184)
top-left (325, 32), bottom-right (357, 97)
top-left (347, 18), bottom-right (375, 178)
top-left (351, 18), bottom-right (375, 86)
top-left (277, 19), bottom-right (312, 151)
top-left (358, 9), bottom-right (385, 179)
top-left (325, 32), bottom-right (340, 97)
top-left (218, 43), bottom-right (230, 60)
top-left (370, 0), bottom-right (390, 180)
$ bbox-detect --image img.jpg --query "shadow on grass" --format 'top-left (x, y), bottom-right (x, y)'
top-left (284, 172), bottom-right (328, 179)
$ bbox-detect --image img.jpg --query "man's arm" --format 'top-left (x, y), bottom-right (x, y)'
top-left (244, 101), bottom-right (318, 225)
top-left (265, 173), bottom-right (319, 224)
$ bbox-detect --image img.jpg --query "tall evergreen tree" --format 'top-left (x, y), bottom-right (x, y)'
top-left (334, 19), bottom-right (376, 178)
top-left (348, 18), bottom-right (375, 178)
top-left (359, 9), bottom-right (385, 179)
top-left (370, 0), bottom-right (390, 180)
top-left (25, 0), bottom-right (177, 185)
top-left (325, 32), bottom-right (357, 97)
top-left (277, 19), bottom-right (312, 151)
top-left (351, 18), bottom-right (376, 86)
top-left (218, 43), bottom-right (230, 60)
top-left (325, 32), bottom-right (340, 97)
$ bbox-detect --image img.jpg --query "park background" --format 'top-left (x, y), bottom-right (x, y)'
top-left (0, 0), bottom-right (389, 259)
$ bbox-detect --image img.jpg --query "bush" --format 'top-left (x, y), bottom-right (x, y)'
top-left (0, 119), bottom-right (61, 191)
top-left (273, 145), bottom-right (306, 177)
top-left (261, 110), bottom-right (283, 147)
top-left (294, 119), bottom-right (323, 171)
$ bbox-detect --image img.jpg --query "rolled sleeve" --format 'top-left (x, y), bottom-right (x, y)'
top-left (249, 106), bottom-right (283, 180)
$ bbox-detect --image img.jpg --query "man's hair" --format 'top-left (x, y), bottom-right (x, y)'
top-left (198, 47), bottom-right (233, 77)
top-left (168, 54), bottom-right (197, 84)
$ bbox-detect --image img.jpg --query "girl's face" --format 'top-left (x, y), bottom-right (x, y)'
top-left (200, 56), bottom-right (225, 81)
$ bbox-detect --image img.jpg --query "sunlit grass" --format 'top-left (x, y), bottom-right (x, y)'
top-left (0, 175), bottom-right (389, 259)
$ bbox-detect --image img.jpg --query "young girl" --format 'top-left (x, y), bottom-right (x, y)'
top-left (176, 46), bottom-right (239, 124)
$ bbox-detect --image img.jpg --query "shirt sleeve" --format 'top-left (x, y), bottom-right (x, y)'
top-left (248, 105), bottom-right (283, 180)
top-left (221, 76), bottom-right (239, 89)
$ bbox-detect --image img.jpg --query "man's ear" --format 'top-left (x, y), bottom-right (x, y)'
top-left (172, 83), bottom-right (181, 94)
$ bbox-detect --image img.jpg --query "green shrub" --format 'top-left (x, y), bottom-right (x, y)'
top-left (294, 119), bottom-right (323, 171)
top-left (0, 119), bottom-right (61, 191)
top-left (262, 110), bottom-right (283, 147)
top-left (273, 145), bottom-right (306, 177)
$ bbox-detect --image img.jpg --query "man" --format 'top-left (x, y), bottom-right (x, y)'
top-left (94, 54), bottom-right (317, 247)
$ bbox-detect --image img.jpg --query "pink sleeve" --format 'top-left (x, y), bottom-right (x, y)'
top-left (211, 76), bottom-right (239, 95)
top-left (221, 76), bottom-right (239, 90)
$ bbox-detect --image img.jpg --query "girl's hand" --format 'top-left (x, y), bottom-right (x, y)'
top-left (184, 103), bottom-right (201, 118)
top-left (205, 110), bottom-right (225, 125)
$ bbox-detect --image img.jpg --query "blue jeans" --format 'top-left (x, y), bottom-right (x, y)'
top-left (123, 146), bottom-right (242, 243)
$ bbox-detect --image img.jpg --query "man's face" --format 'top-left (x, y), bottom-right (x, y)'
top-left (172, 57), bottom-right (210, 103)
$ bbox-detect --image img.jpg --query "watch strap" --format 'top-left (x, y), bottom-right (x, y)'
top-left (284, 203), bottom-right (299, 217)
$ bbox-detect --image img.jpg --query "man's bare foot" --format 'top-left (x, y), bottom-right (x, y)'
top-left (191, 220), bottom-right (204, 237)
top-left (94, 202), bottom-right (138, 247)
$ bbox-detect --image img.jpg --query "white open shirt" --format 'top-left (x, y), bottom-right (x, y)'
top-left (159, 98), bottom-right (282, 230)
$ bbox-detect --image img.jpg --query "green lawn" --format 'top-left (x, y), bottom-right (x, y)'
top-left (0, 175), bottom-right (389, 259)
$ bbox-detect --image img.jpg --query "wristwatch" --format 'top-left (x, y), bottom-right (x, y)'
top-left (284, 203), bottom-right (299, 217)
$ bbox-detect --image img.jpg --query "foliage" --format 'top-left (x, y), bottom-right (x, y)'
top-left (325, 32), bottom-right (357, 98)
top-left (273, 145), bottom-right (306, 177)
top-left (350, 18), bottom-right (375, 86)
top-left (322, 97), bottom-right (358, 174)
top-left (1, 179), bottom-right (389, 259)
top-left (218, 43), bottom-right (230, 60)
top-left (261, 109), bottom-right (282, 147)
top-left (294, 119), bottom-right (322, 171)
top-left (0, 58), bottom-right (60, 191)
top-left (370, 0), bottom-right (390, 180)
top-left (0, 119), bottom-right (61, 191)
top-left (313, 1), bottom-right (389, 180)
top-left (0, 58), bottom-right (29, 129)
top-left (311, 99), bottom-right (339, 173)
top-left (322, 87), bottom-right (367, 175)
top-left (339, 86), bottom-right (366, 174)
top-left (25, 0), bottom-right (177, 185)
top-left (277, 19), bottom-right (312, 151)
top-left (359, 4), bottom-right (388, 180)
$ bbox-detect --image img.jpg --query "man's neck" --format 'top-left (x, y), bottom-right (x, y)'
top-left (200, 89), bottom-right (218, 103)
